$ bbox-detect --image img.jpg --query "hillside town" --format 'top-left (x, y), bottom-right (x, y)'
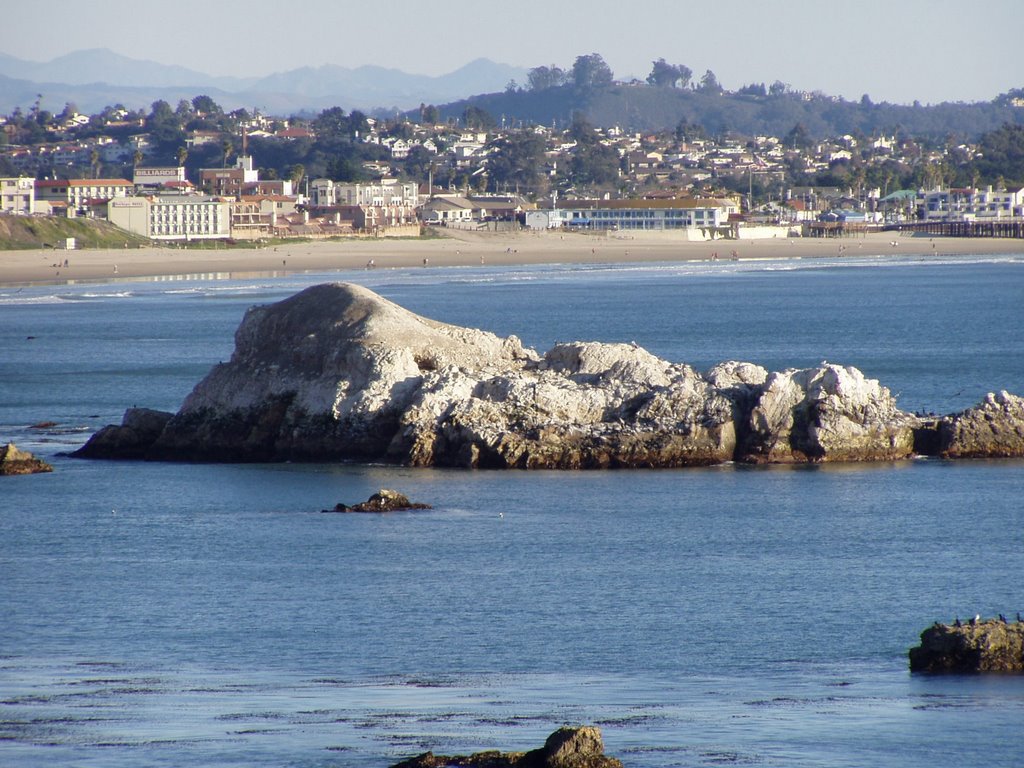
top-left (3, 96), bottom-right (1024, 244)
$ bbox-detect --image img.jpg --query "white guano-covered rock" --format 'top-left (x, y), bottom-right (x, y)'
top-left (740, 363), bottom-right (917, 462)
top-left (939, 390), bottom-right (1024, 458)
top-left (74, 282), bottom-right (1023, 467)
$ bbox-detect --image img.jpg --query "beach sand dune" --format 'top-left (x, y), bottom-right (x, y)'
top-left (2, 229), bottom-right (1022, 286)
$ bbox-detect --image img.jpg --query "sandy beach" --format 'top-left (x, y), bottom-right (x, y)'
top-left (2, 229), bottom-right (1023, 286)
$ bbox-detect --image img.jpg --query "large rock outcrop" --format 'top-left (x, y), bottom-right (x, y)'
top-left (73, 282), bottom-right (1024, 467)
top-left (909, 618), bottom-right (1024, 673)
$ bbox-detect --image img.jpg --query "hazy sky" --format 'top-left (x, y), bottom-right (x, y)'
top-left (5, 0), bottom-right (1022, 105)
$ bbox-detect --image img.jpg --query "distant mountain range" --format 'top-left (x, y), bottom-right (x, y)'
top-left (0, 48), bottom-right (529, 115)
top-left (2, 48), bottom-right (1021, 140)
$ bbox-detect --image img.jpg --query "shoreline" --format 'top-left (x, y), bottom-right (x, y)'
top-left (2, 229), bottom-right (1023, 287)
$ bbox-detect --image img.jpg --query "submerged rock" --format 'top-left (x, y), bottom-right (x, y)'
top-left (0, 443), bottom-right (53, 475)
top-left (73, 282), bottom-right (1024, 468)
top-left (909, 618), bottom-right (1024, 673)
top-left (391, 725), bottom-right (622, 768)
top-left (322, 489), bottom-right (431, 513)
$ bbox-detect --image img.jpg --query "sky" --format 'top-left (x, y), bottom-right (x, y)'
top-left (5, 0), bottom-right (1023, 105)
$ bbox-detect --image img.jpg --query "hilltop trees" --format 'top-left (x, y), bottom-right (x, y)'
top-left (191, 95), bottom-right (222, 116)
top-left (697, 70), bottom-right (723, 95)
top-left (462, 105), bottom-right (495, 131)
top-left (419, 103), bottom-right (440, 124)
top-left (527, 64), bottom-right (568, 91)
top-left (145, 99), bottom-right (186, 154)
top-left (571, 54), bottom-right (614, 91)
top-left (312, 106), bottom-right (367, 142)
top-left (647, 59), bottom-right (693, 89)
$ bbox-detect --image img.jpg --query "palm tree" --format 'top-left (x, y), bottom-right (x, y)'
top-left (176, 146), bottom-right (188, 168)
top-left (289, 163), bottom-right (305, 191)
top-left (90, 148), bottom-right (101, 179)
top-left (221, 140), bottom-right (234, 168)
top-left (133, 148), bottom-right (144, 168)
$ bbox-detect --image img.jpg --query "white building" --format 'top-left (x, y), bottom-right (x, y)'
top-left (420, 195), bottom-right (474, 224)
top-left (108, 195), bottom-right (231, 241)
top-left (36, 178), bottom-right (134, 212)
top-left (920, 186), bottom-right (1024, 220)
top-left (310, 178), bottom-right (419, 208)
top-left (526, 198), bottom-right (736, 231)
top-left (0, 177), bottom-right (35, 214)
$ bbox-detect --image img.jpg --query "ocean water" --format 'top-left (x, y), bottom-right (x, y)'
top-left (1, 252), bottom-right (1023, 767)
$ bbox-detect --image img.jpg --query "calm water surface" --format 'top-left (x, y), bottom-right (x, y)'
top-left (1, 252), bottom-right (1023, 766)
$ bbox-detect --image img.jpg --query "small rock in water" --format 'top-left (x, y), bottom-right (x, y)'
top-left (0, 443), bottom-right (53, 476)
top-left (322, 489), bottom-right (431, 513)
top-left (390, 725), bottom-right (621, 768)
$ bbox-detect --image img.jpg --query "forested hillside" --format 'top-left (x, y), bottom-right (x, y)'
top-left (428, 83), bottom-right (1024, 140)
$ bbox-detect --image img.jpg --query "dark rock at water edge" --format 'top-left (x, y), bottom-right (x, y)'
top-left (322, 489), bottom-right (431, 513)
top-left (72, 282), bottom-right (1024, 468)
top-left (909, 618), bottom-right (1024, 672)
top-left (391, 725), bottom-right (622, 768)
top-left (72, 408), bottom-right (173, 459)
top-left (0, 443), bottom-right (53, 475)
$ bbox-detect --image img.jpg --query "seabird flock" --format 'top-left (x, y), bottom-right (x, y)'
top-left (950, 612), bottom-right (1023, 628)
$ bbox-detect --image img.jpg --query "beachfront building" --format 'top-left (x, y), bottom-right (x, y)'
top-left (230, 195), bottom-right (302, 239)
top-left (107, 196), bottom-right (231, 241)
top-left (469, 194), bottom-right (531, 220)
top-left (420, 195), bottom-right (474, 224)
top-left (525, 198), bottom-right (737, 231)
top-left (350, 203), bottom-right (419, 232)
top-left (35, 178), bottom-right (134, 214)
top-left (0, 176), bottom-right (35, 215)
top-left (919, 186), bottom-right (1024, 220)
top-left (310, 178), bottom-right (419, 207)
top-left (199, 155), bottom-right (259, 198)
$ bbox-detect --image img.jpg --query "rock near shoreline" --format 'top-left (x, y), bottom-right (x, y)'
top-left (73, 282), bottom-right (1024, 468)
